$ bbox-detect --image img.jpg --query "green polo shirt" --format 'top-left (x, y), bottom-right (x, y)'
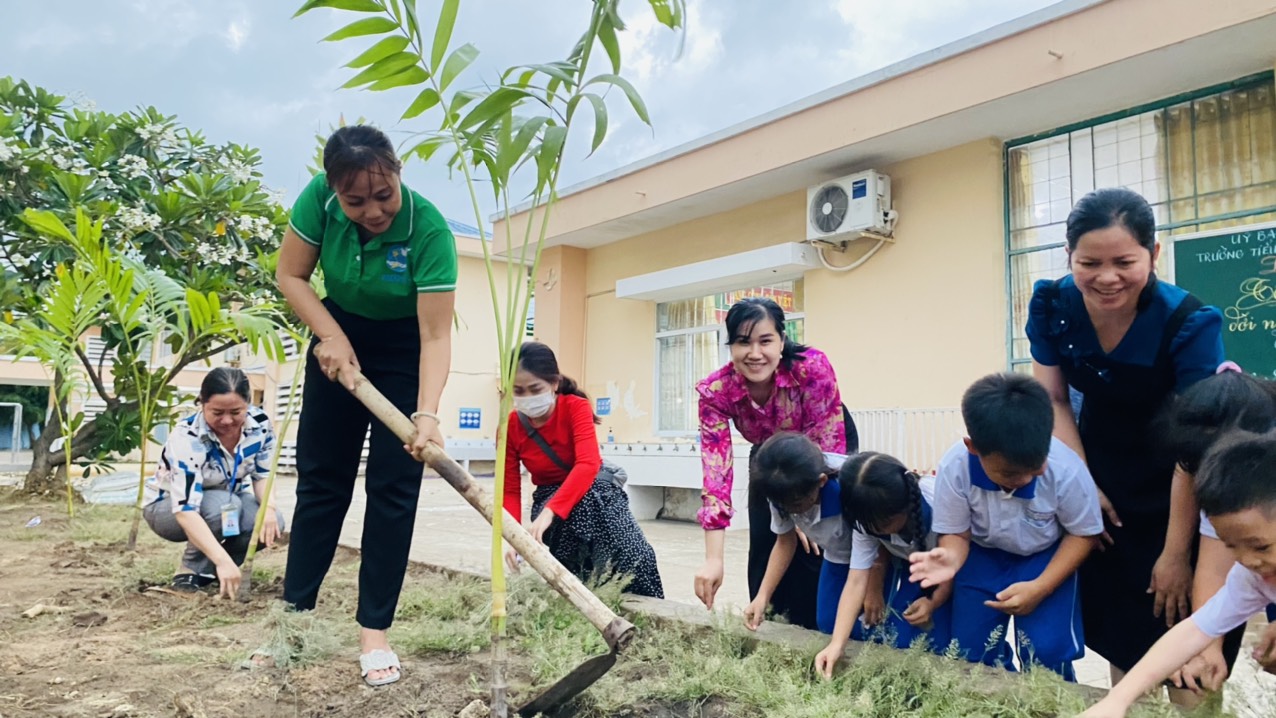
top-left (287, 172), bottom-right (458, 320)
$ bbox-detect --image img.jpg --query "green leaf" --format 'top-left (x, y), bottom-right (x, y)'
top-left (321, 17), bottom-right (399, 42)
top-left (498, 115), bottom-right (548, 178)
top-left (345, 35), bottom-right (410, 68)
top-left (402, 88), bottom-right (441, 120)
top-left (19, 209), bottom-right (75, 243)
top-left (646, 0), bottom-right (682, 28)
top-left (408, 136), bottom-right (450, 163)
top-left (457, 87), bottom-right (532, 131)
top-left (581, 93), bottom-right (608, 155)
top-left (293, 0), bottom-right (383, 18)
top-left (368, 66), bottom-right (429, 91)
top-left (526, 62), bottom-right (577, 88)
top-left (340, 52), bottom-right (419, 89)
top-left (430, 0), bottom-right (460, 69)
top-left (186, 288), bottom-right (209, 330)
top-left (585, 73), bottom-right (651, 125)
top-left (536, 124), bottom-right (567, 192)
top-left (439, 43), bottom-right (478, 92)
top-left (597, 17), bottom-right (622, 73)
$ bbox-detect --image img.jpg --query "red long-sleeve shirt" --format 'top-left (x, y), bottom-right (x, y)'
top-left (502, 394), bottom-right (602, 522)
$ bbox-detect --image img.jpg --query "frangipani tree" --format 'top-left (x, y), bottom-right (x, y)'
top-left (0, 78), bottom-right (291, 493)
top-left (13, 208), bottom-right (290, 548)
top-left (294, 0), bottom-right (684, 713)
top-left (0, 259), bottom-right (107, 517)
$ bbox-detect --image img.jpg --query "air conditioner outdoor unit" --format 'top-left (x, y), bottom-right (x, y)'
top-left (806, 170), bottom-right (893, 242)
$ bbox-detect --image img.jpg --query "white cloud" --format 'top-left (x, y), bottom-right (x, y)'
top-left (617, 2), bottom-right (721, 84)
top-left (225, 18), bottom-right (251, 52)
top-left (831, 0), bottom-right (1057, 75)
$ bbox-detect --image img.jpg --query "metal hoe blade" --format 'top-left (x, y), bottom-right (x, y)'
top-left (517, 616), bottom-right (633, 716)
top-left (516, 650), bottom-right (618, 717)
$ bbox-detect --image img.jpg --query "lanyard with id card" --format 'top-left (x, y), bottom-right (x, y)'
top-left (213, 445), bottom-right (244, 538)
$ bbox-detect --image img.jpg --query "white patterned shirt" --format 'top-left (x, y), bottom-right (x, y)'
top-left (145, 407), bottom-right (275, 513)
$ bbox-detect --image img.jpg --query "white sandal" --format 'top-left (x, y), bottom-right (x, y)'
top-left (359, 649), bottom-right (402, 687)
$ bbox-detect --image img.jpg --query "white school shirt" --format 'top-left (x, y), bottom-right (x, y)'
top-left (931, 437), bottom-right (1104, 556)
top-left (769, 453), bottom-right (853, 565)
top-left (1201, 512), bottom-right (1219, 540)
top-left (1191, 562), bottom-right (1276, 637)
top-left (849, 475), bottom-right (939, 571)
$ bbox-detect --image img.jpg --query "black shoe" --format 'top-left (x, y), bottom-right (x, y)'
top-left (171, 573), bottom-right (217, 593)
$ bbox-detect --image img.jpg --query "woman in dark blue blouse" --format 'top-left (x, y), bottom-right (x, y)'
top-left (1026, 188), bottom-right (1224, 699)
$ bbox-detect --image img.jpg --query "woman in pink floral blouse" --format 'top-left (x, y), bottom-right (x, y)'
top-left (693, 297), bottom-right (849, 629)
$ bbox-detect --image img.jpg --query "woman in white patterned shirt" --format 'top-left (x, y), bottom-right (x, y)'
top-left (143, 367), bottom-right (284, 598)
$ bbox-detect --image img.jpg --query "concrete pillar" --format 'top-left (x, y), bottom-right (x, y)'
top-left (531, 245), bottom-right (588, 382)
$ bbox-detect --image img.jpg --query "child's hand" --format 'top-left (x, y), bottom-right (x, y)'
top-left (908, 548), bottom-right (957, 588)
top-left (1076, 697), bottom-right (1128, 718)
top-left (902, 596), bottom-right (934, 627)
top-left (984, 580), bottom-right (1048, 616)
top-left (1253, 622), bottom-right (1276, 674)
top-left (1171, 646), bottom-right (1227, 693)
top-left (814, 642), bottom-right (844, 679)
top-left (795, 526), bottom-right (822, 556)
top-left (862, 589), bottom-right (886, 627)
top-left (743, 597), bottom-right (768, 631)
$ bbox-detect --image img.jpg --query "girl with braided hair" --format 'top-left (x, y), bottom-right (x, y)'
top-left (813, 451), bottom-right (952, 678)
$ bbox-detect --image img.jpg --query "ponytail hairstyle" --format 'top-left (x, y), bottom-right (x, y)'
top-left (516, 341), bottom-right (600, 424)
top-left (199, 366), bottom-right (250, 404)
top-left (839, 451), bottom-right (928, 554)
top-left (752, 432), bottom-right (837, 512)
top-left (1158, 369), bottom-right (1276, 475)
top-left (723, 297), bottom-right (808, 369)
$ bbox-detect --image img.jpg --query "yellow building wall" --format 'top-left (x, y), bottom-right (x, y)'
top-left (807, 139), bottom-right (1007, 409)
top-left (582, 139), bottom-right (1006, 441)
top-left (440, 251), bottom-right (515, 440)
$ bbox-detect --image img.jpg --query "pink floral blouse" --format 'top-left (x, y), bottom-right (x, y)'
top-left (696, 348), bottom-right (845, 530)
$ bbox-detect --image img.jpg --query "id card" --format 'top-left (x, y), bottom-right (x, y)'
top-left (221, 503), bottom-right (241, 537)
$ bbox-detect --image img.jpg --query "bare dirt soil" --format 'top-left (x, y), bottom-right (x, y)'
top-left (0, 492), bottom-right (531, 718)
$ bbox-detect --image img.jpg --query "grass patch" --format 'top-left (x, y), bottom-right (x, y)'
top-left (200, 614), bottom-right (240, 629)
top-left (254, 601), bottom-right (344, 669)
top-left (118, 552), bottom-right (179, 593)
top-left (379, 572), bottom-right (1230, 718)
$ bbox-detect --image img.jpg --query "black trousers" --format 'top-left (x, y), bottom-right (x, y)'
top-left (746, 445), bottom-right (821, 631)
top-left (282, 300), bottom-right (423, 630)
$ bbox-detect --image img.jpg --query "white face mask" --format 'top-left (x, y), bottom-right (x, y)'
top-left (515, 391), bottom-right (556, 419)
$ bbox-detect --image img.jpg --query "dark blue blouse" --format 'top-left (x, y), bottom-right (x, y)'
top-left (1026, 276), bottom-right (1224, 391)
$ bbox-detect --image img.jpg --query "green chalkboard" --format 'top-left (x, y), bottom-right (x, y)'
top-left (1171, 222), bottom-right (1276, 379)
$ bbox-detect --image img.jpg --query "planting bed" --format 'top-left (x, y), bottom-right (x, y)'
top-left (0, 492), bottom-right (1231, 717)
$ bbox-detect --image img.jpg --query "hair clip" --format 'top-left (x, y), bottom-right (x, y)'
top-left (1215, 361), bottom-right (1243, 375)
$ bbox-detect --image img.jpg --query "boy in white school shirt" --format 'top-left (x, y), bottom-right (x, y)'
top-left (909, 373), bottom-right (1104, 681)
top-left (1081, 429), bottom-right (1276, 717)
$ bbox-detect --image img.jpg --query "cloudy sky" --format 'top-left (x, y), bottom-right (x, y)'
top-left (2, 0), bottom-right (1059, 224)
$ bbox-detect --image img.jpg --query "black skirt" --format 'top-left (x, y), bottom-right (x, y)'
top-left (531, 477), bottom-right (664, 598)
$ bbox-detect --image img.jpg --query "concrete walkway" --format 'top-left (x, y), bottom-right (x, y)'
top-left (270, 474), bottom-right (752, 609)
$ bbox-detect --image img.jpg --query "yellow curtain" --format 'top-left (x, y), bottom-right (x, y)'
top-left (1160, 81), bottom-right (1276, 231)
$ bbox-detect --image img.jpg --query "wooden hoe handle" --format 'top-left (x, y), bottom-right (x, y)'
top-left (346, 370), bottom-right (635, 651)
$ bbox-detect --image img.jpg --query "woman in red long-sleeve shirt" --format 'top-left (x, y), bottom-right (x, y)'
top-left (502, 342), bottom-right (663, 598)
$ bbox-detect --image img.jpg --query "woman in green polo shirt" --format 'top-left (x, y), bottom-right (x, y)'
top-left (275, 125), bottom-right (457, 686)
